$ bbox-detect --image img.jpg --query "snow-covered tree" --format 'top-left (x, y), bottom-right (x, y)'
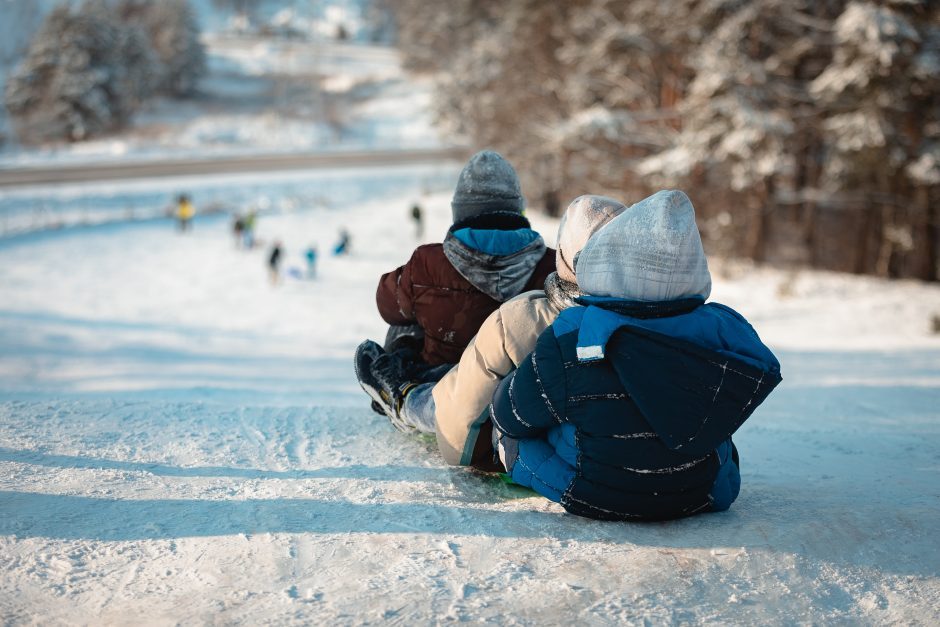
top-left (636, 1), bottom-right (821, 261)
top-left (389, 0), bottom-right (939, 279)
top-left (3, 3), bottom-right (145, 142)
top-left (437, 1), bottom-right (579, 213)
top-left (809, 1), bottom-right (939, 277)
top-left (4, 0), bottom-right (205, 143)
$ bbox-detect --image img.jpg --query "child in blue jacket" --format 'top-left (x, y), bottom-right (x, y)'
top-left (490, 190), bottom-right (782, 521)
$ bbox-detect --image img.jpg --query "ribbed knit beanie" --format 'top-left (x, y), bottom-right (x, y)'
top-left (451, 150), bottom-right (525, 223)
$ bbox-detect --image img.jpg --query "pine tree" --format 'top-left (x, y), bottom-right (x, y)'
top-left (4, 4), bottom-right (139, 142)
top-left (389, 0), bottom-right (939, 279)
top-left (810, 1), bottom-right (939, 277)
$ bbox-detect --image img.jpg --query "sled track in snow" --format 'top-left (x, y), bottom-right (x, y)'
top-left (0, 146), bottom-right (472, 188)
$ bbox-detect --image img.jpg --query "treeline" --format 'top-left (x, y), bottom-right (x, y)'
top-left (4, 0), bottom-right (204, 143)
top-left (387, 0), bottom-right (940, 280)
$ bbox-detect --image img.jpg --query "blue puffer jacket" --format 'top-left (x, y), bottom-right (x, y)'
top-left (490, 296), bottom-right (782, 521)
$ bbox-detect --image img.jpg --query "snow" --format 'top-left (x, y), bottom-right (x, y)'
top-left (907, 147), bottom-right (940, 186)
top-left (1, 2), bottom-right (939, 621)
top-left (0, 2), bottom-right (439, 167)
top-left (189, 0), bottom-right (373, 42)
top-left (0, 163), bottom-right (459, 237)
top-left (0, 37), bottom-right (444, 168)
top-left (2, 183), bottom-right (940, 623)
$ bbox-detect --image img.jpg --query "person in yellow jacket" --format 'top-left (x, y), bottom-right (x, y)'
top-left (176, 194), bottom-right (195, 232)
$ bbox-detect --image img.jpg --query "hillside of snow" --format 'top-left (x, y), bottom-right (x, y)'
top-left (1, 1), bottom-right (939, 621)
top-left (1, 183), bottom-right (939, 623)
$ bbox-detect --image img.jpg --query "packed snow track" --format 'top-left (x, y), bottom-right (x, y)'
top-left (1, 190), bottom-right (939, 624)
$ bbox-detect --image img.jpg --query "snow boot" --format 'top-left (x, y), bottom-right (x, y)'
top-left (354, 340), bottom-right (413, 432)
top-left (372, 350), bottom-right (422, 432)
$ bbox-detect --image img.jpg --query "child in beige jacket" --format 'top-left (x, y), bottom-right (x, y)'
top-left (431, 195), bottom-right (627, 469)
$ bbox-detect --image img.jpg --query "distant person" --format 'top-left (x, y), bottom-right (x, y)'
top-left (176, 194), bottom-right (195, 232)
top-left (268, 241), bottom-right (282, 284)
top-left (233, 214), bottom-right (245, 248)
top-left (542, 189), bottom-right (560, 217)
top-left (411, 203), bottom-right (423, 238)
top-left (243, 210), bottom-right (257, 249)
top-left (353, 149), bottom-right (555, 431)
top-left (334, 228), bottom-right (351, 255)
top-left (305, 245), bottom-right (318, 279)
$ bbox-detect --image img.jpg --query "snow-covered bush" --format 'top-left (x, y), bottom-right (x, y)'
top-left (141, 0), bottom-right (205, 96)
top-left (117, 0), bottom-right (206, 97)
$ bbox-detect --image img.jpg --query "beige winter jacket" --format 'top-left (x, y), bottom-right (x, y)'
top-left (432, 289), bottom-right (561, 467)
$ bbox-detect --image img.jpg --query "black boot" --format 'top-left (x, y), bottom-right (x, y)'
top-left (354, 340), bottom-right (414, 432)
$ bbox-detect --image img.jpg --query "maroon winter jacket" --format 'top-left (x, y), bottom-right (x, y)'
top-left (376, 219), bottom-right (556, 366)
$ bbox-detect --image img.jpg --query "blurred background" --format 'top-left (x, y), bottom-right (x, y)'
top-left (2, 0), bottom-right (938, 279)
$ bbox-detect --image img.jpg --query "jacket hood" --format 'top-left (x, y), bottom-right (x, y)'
top-left (575, 190), bottom-right (712, 302)
top-left (443, 227), bottom-right (547, 302)
top-left (554, 301), bottom-right (782, 456)
top-left (556, 195), bottom-right (628, 284)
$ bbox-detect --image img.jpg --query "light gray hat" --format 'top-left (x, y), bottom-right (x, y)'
top-left (575, 190), bottom-right (712, 302)
top-left (556, 195), bottom-right (628, 284)
top-left (451, 150), bottom-right (525, 223)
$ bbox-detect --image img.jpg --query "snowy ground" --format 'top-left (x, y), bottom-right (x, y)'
top-left (10, 2), bottom-right (937, 623)
top-left (0, 160), bottom-right (459, 238)
top-left (1, 183), bottom-right (940, 624)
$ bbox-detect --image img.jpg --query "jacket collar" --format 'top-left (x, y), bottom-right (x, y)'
top-left (569, 296), bottom-right (705, 363)
top-left (544, 272), bottom-right (582, 311)
top-left (442, 230), bottom-right (547, 302)
top-left (448, 211), bottom-right (530, 233)
top-left (575, 295), bottom-right (704, 319)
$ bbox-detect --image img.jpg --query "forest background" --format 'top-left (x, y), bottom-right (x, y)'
top-left (386, 0), bottom-right (940, 280)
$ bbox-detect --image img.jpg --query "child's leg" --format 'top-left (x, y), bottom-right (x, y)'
top-left (399, 383), bottom-right (437, 433)
top-left (384, 324), bottom-right (424, 354)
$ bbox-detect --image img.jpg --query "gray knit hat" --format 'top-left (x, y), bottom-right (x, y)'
top-left (451, 150), bottom-right (525, 223)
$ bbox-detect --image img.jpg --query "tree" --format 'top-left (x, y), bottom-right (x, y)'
top-left (4, 3), bottom-right (146, 142)
top-left (810, 1), bottom-right (939, 278)
top-left (137, 0), bottom-right (206, 97)
top-left (4, 0), bottom-right (206, 143)
top-left (388, 0), bottom-right (940, 280)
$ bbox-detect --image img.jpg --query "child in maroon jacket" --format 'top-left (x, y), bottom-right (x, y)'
top-left (356, 150), bottom-right (555, 431)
